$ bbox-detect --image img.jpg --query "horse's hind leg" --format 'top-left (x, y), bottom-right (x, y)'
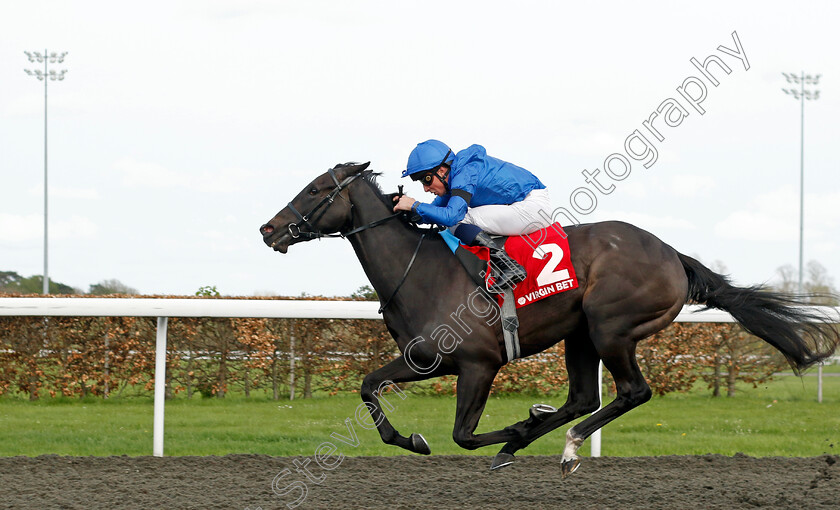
top-left (559, 331), bottom-right (653, 477)
top-left (360, 355), bottom-right (450, 454)
top-left (450, 362), bottom-right (516, 450)
top-left (551, 244), bottom-right (686, 476)
top-left (492, 330), bottom-right (602, 469)
top-left (449, 357), bottom-right (598, 453)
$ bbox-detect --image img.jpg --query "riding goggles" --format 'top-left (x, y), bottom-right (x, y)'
top-left (411, 170), bottom-right (437, 185)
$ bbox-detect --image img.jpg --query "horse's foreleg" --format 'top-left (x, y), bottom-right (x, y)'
top-left (360, 355), bottom-right (449, 455)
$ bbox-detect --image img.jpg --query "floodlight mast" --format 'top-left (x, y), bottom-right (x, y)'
top-left (780, 72), bottom-right (820, 296)
top-left (23, 50), bottom-right (68, 295)
top-left (781, 71), bottom-right (822, 402)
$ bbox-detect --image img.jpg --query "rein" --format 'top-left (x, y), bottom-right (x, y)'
top-left (377, 233), bottom-right (425, 314)
top-left (286, 168), bottom-right (427, 313)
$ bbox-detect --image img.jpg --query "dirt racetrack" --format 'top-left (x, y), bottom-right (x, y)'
top-left (1, 453), bottom-right (838, 509)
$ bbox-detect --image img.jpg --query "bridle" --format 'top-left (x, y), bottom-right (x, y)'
top-left (287, 168), bottom-right (362, 240)
top-left (283, 167), bottom-right (428, 313)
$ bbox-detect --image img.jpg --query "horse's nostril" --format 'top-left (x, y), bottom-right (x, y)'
top-left (261, 224), bottom-right (274, 235)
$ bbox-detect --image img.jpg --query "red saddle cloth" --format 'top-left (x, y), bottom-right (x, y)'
top-left (463, 223), bottom-right (579, 308)
top-left (504, 223), bottom-right (579, 307)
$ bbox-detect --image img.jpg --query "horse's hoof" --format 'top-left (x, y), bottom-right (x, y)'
top-left (529, 403), bottom-right (558, 421)
top-left (410, 433), bottom-right (431, 455)
top-left (490, 452), bottom-right (515, 470)
top-left (561, 457), bottom-right (581, 479)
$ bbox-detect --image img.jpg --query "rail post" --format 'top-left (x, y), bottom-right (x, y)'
top-left (590, 361), bottom-right (603, 457)
top-left (153, 316), bottom-right (168, 457)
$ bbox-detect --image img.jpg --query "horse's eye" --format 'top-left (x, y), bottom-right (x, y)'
top-left (308, 188), bottom-right (319, 196)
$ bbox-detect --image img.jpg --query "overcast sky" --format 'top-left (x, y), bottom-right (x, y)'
top-left (1, 1), bottom-right (838, 297)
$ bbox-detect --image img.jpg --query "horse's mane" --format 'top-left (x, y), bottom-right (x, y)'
top-left (327, 163), bottom-right (387, 205)
top-left (328, 163), bottom-right (441, 235)
top-left (354, 168), bottom-right (440, 235)
top-left (361, 170), bottom-right (390, 207)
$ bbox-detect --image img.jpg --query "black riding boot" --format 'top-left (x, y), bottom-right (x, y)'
top-left (473, 231), bottom-right (527, 293)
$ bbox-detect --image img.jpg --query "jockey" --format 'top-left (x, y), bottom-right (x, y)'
top-left (393, 139), bottom-right (552, 293)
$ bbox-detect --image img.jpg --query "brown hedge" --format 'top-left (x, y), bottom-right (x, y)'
top-left (0, 294), bottom-right (785, 399)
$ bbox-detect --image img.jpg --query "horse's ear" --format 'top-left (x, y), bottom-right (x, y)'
top-left (336, 161), bottom-right (370, 180)
top-left (350, 161), bottom-right (370, 174)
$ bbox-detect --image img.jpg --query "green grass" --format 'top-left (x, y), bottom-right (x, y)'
top-left (1, 375), bottom-right (838, 458)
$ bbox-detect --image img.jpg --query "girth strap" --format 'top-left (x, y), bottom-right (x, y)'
top-left (500, 287), bottom-right (522, 362)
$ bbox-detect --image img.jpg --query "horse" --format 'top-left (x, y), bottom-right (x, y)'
top-left (259, 161), bottom-right (839, 476)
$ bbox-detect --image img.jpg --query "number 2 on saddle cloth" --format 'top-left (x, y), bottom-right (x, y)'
top-left (440, 223), bottom-right (579, 308)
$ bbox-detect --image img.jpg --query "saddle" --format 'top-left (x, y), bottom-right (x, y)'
top-left (441, 223), bottom-right (579, 362)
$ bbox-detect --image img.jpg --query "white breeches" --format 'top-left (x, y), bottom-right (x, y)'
top-left (460, 188), bottom-right (553, 236)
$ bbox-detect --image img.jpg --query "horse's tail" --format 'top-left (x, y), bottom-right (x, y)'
top-left (677, 252), bottom-right (840, 372)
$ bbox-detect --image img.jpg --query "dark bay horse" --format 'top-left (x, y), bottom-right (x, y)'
top-left (259, 162), bottom-right (839, 476)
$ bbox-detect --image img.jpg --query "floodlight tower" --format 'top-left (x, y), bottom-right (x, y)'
top-left (24, 50), bottom-right (68, 295)
top-left (781, 72), bottom-right (820, 297)
top-left (782, 71), bottom-right (823, 403)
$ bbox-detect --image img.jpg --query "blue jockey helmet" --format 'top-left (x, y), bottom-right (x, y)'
top-left (402, 139), bottom-right (455, 178)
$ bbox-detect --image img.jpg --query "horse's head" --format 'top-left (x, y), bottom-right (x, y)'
top-left (259, 161), bottom-right (370, 253)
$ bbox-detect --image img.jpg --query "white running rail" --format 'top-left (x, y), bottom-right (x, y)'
top-left (1, 298), bottom-right (837, 457)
